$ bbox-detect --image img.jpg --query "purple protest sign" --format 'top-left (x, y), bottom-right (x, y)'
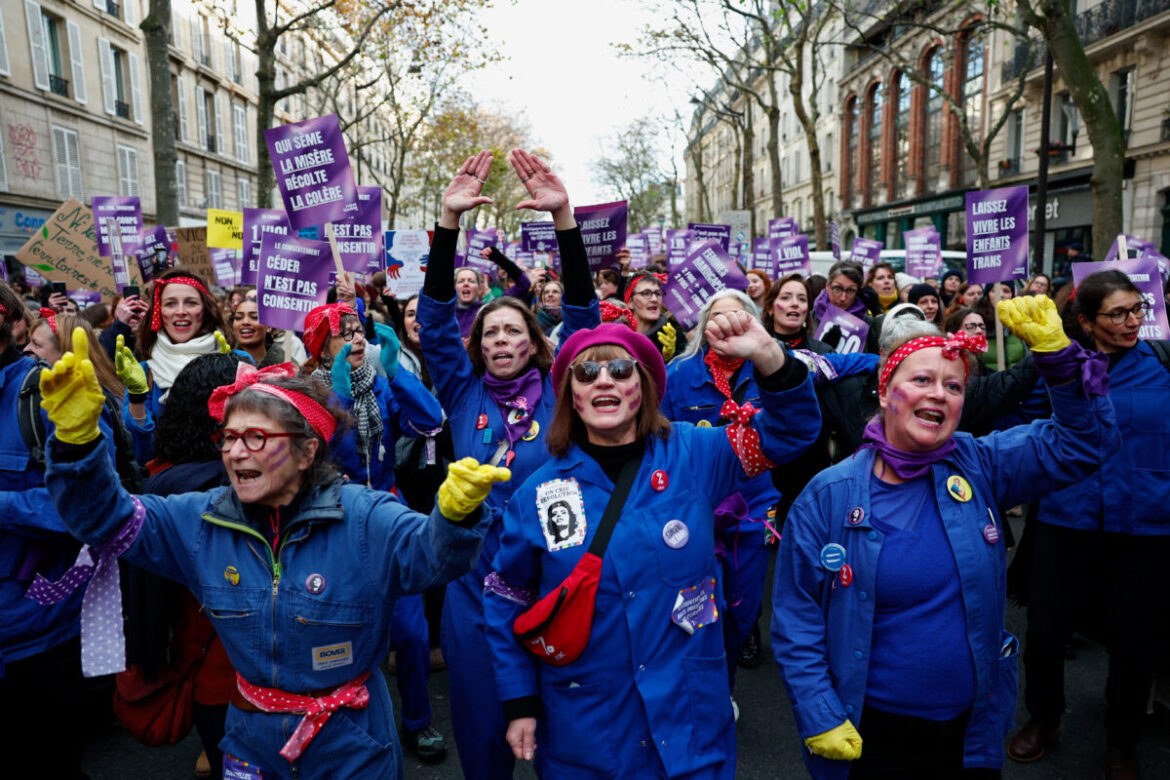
top-left (209, 248), bottom-right (237, 288)
top-left (256, 232), bottom-right (333, 331)
top-left (688, 223), bottom-right (731, 252)
top-left (1141, 247), bottom-right (1170, 283)
top-left (830, 221), bottom-right (841, 260)
top-left (768, 217), bottom-right (799, 240)
top-left (1072, 256), bottom-right (1169, 340)
top-left (627, 233), bottom-right (649, 270)
top-left (103, 217), bottom-right (133, 291)
top-left (242, 209), bottom-right (291, 285)
top-left (521, 221), bottom-right (557, 253)
top-left (1103, 234), bottom-right (1155, 263)
top-left (775, 235), bottom-right (812, 277)
top-left (462, 228), bottom-right (499, 276)
top-left (328, 186), bottom-right (382, 273)
top-left (849, 237), bottom-right (883, 269)
top-left (135, 224), bottom-right (170, 282)
top-left (646, 226), bottom-right (663, 256)
top-left (667, 229), bottom-right (693, 269)
top-left (67, 289), bottom-right (101, 307)
top-left (25, 267), bottom-right (46, 288)
top-left (265, 114), bottom-right (357, 231)
top-left (814, 303), bottom-right (870, 354)
top-left (92, 196), bottom-right (143, 259)
top-left (576, 201), bottom-right (628, 271)
top-left (750, 237), bottom-right (775, 276)
top-left (662, 240), bottom-right (749, 330)
top-left (904, 227), bottom-right (942, 279)
top-left (965, 185), bottom-right (1028, 285)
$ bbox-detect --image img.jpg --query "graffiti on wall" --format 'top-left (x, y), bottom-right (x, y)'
top-left (8, 124), bottom-right (43, 180)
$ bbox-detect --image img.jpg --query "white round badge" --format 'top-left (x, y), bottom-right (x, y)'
top-left (663, 519), bottom-right (690, 549)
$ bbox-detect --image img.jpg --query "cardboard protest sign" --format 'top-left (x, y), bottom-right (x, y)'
top-left (814, 303), bottom-right (870, 354)
top-left (384, 230), bottom-right (430, 297)
top-left (849, 237), bottom-right (883, 269)
top-left (207, 209), bottom-right (245, 249)
top-left (662, 239), bottom-right (749, 330)
top-left (242, 209), bottom-right (291, 285)
top-left (256, 232), bottom-right (334, 331)
top-left (965, 185), bottom-right (1028, 284)
top-left (521, 221), bottom-right (557, 253)
top-left (830, 221), bottom-right (841, 260)
top-left (16, 198), bottom-right (122, 297)
top-left (774, 234), bottom-right (812, 277)
top-left (265, 114), bottom-right (357, 231)
top-left (688, 222), bottom-right (731, 252)
top-left (904, 227), bottom-right (942, 279)
top-left (175, 226), bottom-right (215, 282)
top-left (1072, 255), bottom-right (1170, 340)
top-left (328, 186), bottom-right (382, 273)
top-left (92, 196), bottom-right (142, 258)
top-left (577, 201), bottom-right (628, 271)
top-left (768, 217), bottom-right (799, 239)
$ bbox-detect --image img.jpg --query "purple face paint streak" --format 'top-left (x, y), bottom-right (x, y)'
top-left (572, 391), bottom-right (585, 413)
top-left (264, 440), bottom-right (292, 470)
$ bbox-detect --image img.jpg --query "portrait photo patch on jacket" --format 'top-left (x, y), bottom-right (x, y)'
top-left (535, 478), bottom-right (587, 551)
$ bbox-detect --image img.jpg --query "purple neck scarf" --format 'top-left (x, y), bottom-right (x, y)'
top-left (859, 416), bottom-right (956, 480)
top-left (482, 366), bottom-right (543, 445)
top-left (813, 288), bottom-right (868, 321)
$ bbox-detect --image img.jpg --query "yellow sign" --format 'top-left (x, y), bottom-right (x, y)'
top-left (207, 209), bottom-right (244, 249)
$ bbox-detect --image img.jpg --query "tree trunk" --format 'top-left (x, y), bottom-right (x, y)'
top-left (788, 37), bottom-right (826, 248)
top-left (765, 72), bottom-right (783, 220)
top-left (742, 112), bottom-right (756, 240)
top-left (691, 140), bottom-right (709, 223)
top-left (255, 7), bottom-right (278, 208)
top-left (731, 124), bottom-right (742, 212)
top-left (143, 0), bottom-right (177, 224)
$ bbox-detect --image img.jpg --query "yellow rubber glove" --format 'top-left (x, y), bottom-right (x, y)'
top-left (996, 295), bottom-right (1070, 353)
top-left (437, 457), bottom-right (511, 523)
top-left (40, 327), bottom-right (107, 445)
top-left (114, 334), bottom-right (149, 395)
top-left (804, 720), bottom-right (863, 761)
top-left (215, 329), bottom-right (231, 354)
top-left (658, 322), bottom-right (677, 362)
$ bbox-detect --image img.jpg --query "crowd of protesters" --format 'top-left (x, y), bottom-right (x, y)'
top-left (0, 148), bottom-right (1166, 780)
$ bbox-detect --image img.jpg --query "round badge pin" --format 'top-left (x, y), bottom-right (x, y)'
top-left (305, 573), bottom-right (326, 595)
top-left (838, 564), bottom-right (853, 587)
top-left (651, 470), bottom-right (669, 492)
top-left (946, 475), bottom-right (973, 502)
top-left (223, 566), bottom-right (240, 586)
top-left (820, 543), bottom-right (847, 572)
top-left (696, 420), bottom-right (712, 428)
top-left (522, 420), bottom-right (540, 442)
top-left (662, 519), bottom-right (689, 549)
top-left (983, 524), bottom-right (1000, 545)
top-left (848, 507), bottom-right (864, 526)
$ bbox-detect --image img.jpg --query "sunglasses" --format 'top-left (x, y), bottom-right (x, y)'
top-left (571, 358), bottom-right (637, 383)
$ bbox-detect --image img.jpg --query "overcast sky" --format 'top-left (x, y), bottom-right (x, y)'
top-left (464, 0), bottom-right (710, 206)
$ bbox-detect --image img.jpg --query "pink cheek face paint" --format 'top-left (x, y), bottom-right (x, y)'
top-left (513, 338), bottom-right (529, 355)
top-left (622, 384), bottom-right (641, 410)
top-left (886, 386), bottom-right (908, 416)
top-left (572, 391), bottom-right (585, 414)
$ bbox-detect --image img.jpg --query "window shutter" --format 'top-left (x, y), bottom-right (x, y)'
top-left (189, 17), bottom-right (201, 61)
top-left (129, 52), bottom-right (143, 124)
top-left (53, 126), bottom-right (69, 199)
top-left (117, 146), bottom-right (128, 195)
top-left (227, 40), bottom-right (236, 81)
top-left (238, 178), bottom-right (250, 209)
top-left (196, 86), bottom-right (207, 148)
top-left (0, 0), bottom-right (11, 76)
top-left (234, 104), bottom-right (248, 163)
top-left (67, 129), bottom-right (82, 198)
top-left (65, 20), bottom-right (85, 104)
top-left (127, 147), bottom-right (139, 196)
top-left (178, 74), bottom-right (189, 141)
top-left (98, 37), bottom-right (115, 115)
top-left (171, 7), bottom-right (181, 49)
top-left (0, 129), bottom-right (8, 191)
top-left (124, 0), bottom-right (136, 26)
top-left (24, 1), bottom-right (50, 90)
top-left (176, 159), bottom-right (187, 208)
top-left (215, 92), bottom-right (225, 154)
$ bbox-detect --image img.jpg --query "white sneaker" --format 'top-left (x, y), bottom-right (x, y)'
top-left (731, 697), bottom-right (740, 722)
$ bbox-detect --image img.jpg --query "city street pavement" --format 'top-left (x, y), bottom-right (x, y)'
top-left (85, 517), bottom-right (1170, 778)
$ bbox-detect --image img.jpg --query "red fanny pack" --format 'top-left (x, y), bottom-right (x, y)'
top-left (511, 455), bottom-right (641, 666)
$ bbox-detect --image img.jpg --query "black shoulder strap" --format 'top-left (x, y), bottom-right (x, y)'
top-left (1148, 339), bottom-right (1170, 371)
top-left (18, 361), bottom-right (49, 468)
top-left (586, 453), bottom-right (642, 558)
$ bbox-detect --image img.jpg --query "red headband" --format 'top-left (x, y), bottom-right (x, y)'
top-left (39, 307), bottom-right (58, 337)
top-left (208, 362), bottom-right (337, 443)
top-left (599, 300), bottom-right (637, 330)
top-left (150, 276), bottom-right (210, 331)
top-left (623, 272), bottom-right (667, 304)
top-left (302, 302), bottom-right (357, 359)
top-left (878, 332), bottom-right (988, 396)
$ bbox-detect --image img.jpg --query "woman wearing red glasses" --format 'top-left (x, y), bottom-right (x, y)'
top-left (484, 317), bottom-right (821, 778)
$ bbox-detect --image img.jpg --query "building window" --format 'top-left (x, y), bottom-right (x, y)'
top-left (234, 104), bottom-right (248, 163)
top-left (238, 178), bottom-right (251, 209)
top-left (52, 125), bottom-right (83, 200)
top-left (1110, 68), bottom-right (1134, 139)
top-left (176, 159), bottom-right (187, 208)
top-left (42, 14), bottom-right (65, 93)
top-left (846, 96), bottom-right (860, 209)
top-left (206, 169), bottom-right (223, 209)
top-left (893, 72), bottom-right (911, 200)
top-left (1057, 91), bottom-right (1079, 147)
top-left (98, 39), bottom-right (142, 123)
top-left (922, 48), bottom-right (945, 194)
top-left (116, 144), bottom-right (139, 196)
top-left (196, 87), bottom-right (217, 152)
top-left (865, 82), bottom-right (883, 205)
top-left (1007, 108), bottom-right (1023, 165)
top-left (961, 30), bottom-right (985, 187)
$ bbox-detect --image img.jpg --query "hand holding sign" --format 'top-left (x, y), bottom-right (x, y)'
top-left (510, 149), bottom-right (572, 228)
top-left (441, 150), bottom-right (493, 228)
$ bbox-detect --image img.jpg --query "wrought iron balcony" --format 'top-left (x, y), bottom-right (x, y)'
top-left (1001, 41), bottom-right (1045, 83)
top-left (115, 100), bottom-right (131, 119)
top-left (1076, 0), bottom-right (1168, 47)
top-left (49, 74), bottom-right (69, 97)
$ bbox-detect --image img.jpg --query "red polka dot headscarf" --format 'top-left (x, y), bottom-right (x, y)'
top-left (878, 332), bottom-right (988, 396)
top-left (302, 302), bottom-right (357, 359)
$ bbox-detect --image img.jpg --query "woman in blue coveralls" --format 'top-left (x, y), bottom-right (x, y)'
top-left (38, 326), bottom-right (511, 779)
top-left (662, 288), bottom-right (874, 710)
top-left (772, 296), bottom-right (1119, 780)
top-left (416, 148), bottom-right (600, 778)
top-left (1009, 270), bottom-right (1170, 778)
top-left (301, 299), bottom-right (451, 759)
top-left (485, 314), bottom-right (820, 778)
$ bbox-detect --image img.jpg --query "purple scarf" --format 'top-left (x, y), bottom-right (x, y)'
top-left (482, 366), bottom-right (543, 445)
top-left (813, 288), bottom-right (868, 321)
top-left (859, 416), bottom-right (957, 480)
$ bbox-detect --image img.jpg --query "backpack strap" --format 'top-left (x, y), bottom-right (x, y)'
top-left (18, 361), bottom-right (49, 470)
top-left (1147, 339), bottom-right (1170, 371)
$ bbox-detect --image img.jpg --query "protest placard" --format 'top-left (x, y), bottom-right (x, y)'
top-left (1072, 255), bottom-right (1170, 340)
top-left (328, 186), bottom-right (382, 273)
top-left (965, 185), bottom-right (1028, 285)
top-left (814, 303), bottom-right (870, 354)
top-left (749, 237), bottom-right (775, 276)
top-left (688, 222), bottom-right (731, 252)
top-left (577, 201), bottom-right (628, 271)
top-left (175, 226), bottom-right (215, 282)
top-left (849, 237), bottom-right (883, 269)
top-left (210, 248), bottom-right (238, 288)
top-left (830, 221), bottom-right (841, 260)
top-left (666, 228), bottom-right (693, 269)
top-left (904, 227), bottom-right (942, 279)
top-left (627, 232), bottom-right (648, 270)
top-left (521, 221), bottom-right (557, 253)
top-left (662, 239), bottom-right (748, 330)
top-left (768, 217), bottom-right (799, 240)
top-left (207, 209), bottom-right (245, 250)
top-left (15, 198), bottom-right (121, 297)
top-left (384, 230), bottom-right (430, 297)
top-left (92, 196), bottom-right (142, 258)
top-left (775, 234), bottom-right (812, 276)
top-left (460, 228), bottom-right (500, 276)
top-left (256, 232), bottom-right (334, 331)
top-left (265, 114), bottom-right (357, 231)
top-left (242, 209), bottom-right (291, 285)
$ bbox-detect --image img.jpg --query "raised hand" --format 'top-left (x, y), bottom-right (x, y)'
top-left (441, 150), bottom-right (494, 228)
top-left (707, 311), bottom-right (787, 374)
top-left (114, 334), bottom-right (149, 395)
top-left (657, 323), bottom-right (677, 362)
top-left (437, 457), bottom-right (512, 523)
top-left (331, 343), bottom-right (354, 399)
top-left (374, 322), bottom-right (400, 380)
top-left (997, 295), bottom-right (1069, 352)
top-left (40, 327), bottom-right (106, 445)
top-left (509, 149), bottom-right (572, 227)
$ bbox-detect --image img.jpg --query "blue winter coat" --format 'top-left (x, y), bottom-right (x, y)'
top-left (44, 434), bottom-right (494, 779)
top-left (1038, 341), bottom-right (1170, 535)
top-left (485, 361), bottom-right (821, 779)
top-left (330, 369), bottom-right (443, 492)
top-left (772, 381), bottom-right (1119, 780)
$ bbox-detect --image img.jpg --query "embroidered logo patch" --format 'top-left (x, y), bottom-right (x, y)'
top-left (311, 641), bottom-right (354, 671)
top-left (535, 478), bottom-right (587, 551)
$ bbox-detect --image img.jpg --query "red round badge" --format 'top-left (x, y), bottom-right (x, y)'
top-left (476, 414), bottom-right (488, 430)
top-left (651, 470), bottom-right (669, 492)
top-left (838, 564), bottom-right (853, 587)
